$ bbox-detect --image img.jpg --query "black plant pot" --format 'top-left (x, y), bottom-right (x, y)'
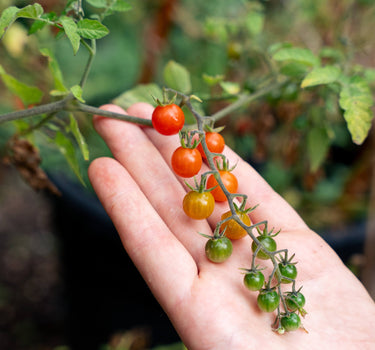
top-left (50, 175), bottom-right (179, 350)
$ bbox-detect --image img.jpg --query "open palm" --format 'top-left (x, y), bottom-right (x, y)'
top-left (88, 103), bottom-right (375, 350)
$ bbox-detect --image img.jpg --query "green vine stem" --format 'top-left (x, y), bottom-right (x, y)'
top-left (166, 88), bottom-right (303, 331)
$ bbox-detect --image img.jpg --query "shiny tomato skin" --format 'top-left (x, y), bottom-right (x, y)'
top-left (257, 290), bottom-right (280, 312)
top-left (251, 236), bottom-right (277, 260)
top-left (205, 237), bottom-right (233, 263)
top-left (206, 171), bottom-right (238, 202)
top-left (152, 104), bottom-right (185, 135)
top-left (278, 263), bottom-right (298, 283)
top-left (285, 292), bottom-right (306, 312)
top-left (171, 147), bottom-right (202, 178)
top-left (243, 270), bottom-right (265, 291)
top-left (183, 191), bottom-right (215, 220)
top-left (280, 312), bottom-right (301, 332)
top-left (198, 132), bottom-right (225, 159)
top-left (220, 210), bottom-right (251, 240)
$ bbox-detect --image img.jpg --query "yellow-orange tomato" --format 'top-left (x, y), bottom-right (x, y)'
top-left (220, 210), bottom-right (251, 240)
top-left (183, 191), bottom-right (215, 220)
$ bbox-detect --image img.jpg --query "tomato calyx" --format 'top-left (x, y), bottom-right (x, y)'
top-left (276, 252), bottom-right (298, 284)
top-left (179, 130), bottom-right (203, 149)
top-left (200, 226), bottom-right (233, 263)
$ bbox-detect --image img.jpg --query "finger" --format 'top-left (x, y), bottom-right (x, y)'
top-left (88, 157), bottom-right (198, 311)
top-left (92, 114), bottom-right (211, 263)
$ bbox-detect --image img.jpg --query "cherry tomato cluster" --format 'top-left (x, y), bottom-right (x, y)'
top-left (151, 98), bottom-right (307, 334)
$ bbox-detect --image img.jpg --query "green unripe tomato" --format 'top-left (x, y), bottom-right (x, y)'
top-left (280, 312), bottom-right (301, 332)
top-left (205, 237), bottom-right (233, 263)
top-left (257, 289), bottom-right (280, 312)
top-left (251, 236), bottom-right (277, 260)
top-left (243, 270), bottom-right (265, 291)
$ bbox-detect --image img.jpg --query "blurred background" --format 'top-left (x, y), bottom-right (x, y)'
top-left (0, 0), bottom-right (374, 349)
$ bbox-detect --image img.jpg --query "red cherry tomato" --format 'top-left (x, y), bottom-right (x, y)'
top-left (206, 171), bottom-right (238, 202)
top-left (171, 147), bottom-right (202, 178)
top-left (198, 132), bottom-right (225, 159)
top-left (152, 104), bottom-right (185, 135)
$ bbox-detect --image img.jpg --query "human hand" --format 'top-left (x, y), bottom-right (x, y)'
top-left (88, 102), bottom-right (375, 350)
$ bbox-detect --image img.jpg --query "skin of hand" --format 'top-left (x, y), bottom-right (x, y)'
top-left (88, 102), bottom-right (375, 350)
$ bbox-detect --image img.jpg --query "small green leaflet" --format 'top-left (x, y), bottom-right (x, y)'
top-left (220, 81), bottom-right (241, 95)
top-left (77, 19), bottom-right (109, 39)
top-left (273, 47), bottom-right (320, 67)
top-left (86, 0), bottom-right (132, 12)
top-left (54, 131), bottom-right (85, 185)
top-left (339, 76), bottom-right (374, 145)
top-left (70, 85), bottom-right (85, 103)
top-left (0, 4), bottom-right (43, 39)
top-left (69, 114), bottom-right (89, 161)
top-left (307, 127), bottom-right (331, 172)
top-left (163, 61), bottom-right (192, 94)
top-left (60, 16), bottom-right (80, 55)
top-left (40, 48), bottom-right (68, 93)
top-left (301, 66), bottom-right (341, 88)
top-left (0, 65), bottom-right (43, 106)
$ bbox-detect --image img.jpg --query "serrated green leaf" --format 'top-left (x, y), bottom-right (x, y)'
top-left (301, 66), bottom-right (341, 88)
top-left (40, 48), bottom-right (67, 93)
top-left (202, 73), bottom-right (225, 86)
top-left (339, 76), bottom-right (374, 144)
top-left (163, 61), bottom-right (191, 94)
top-left (219, 81), bottom-right (240, 95)
top-left (0, 64), bottom-right (43, 106)
top-left (17, 3), bottom-right (43, 19)
top-left (76, 19), bottom-right (109, 39)
top-left (70, 85), bottom-right (85, 102)
top-left (113, 83), bottom-right (163, 109)
top-left (54, 131), bottom-right (85, 185)
top-left (245, 10), bottom-right (264, 36)
top-left (279, 62), bottom-right (310, 78)
top-left (343, 105), bottom-right (373, 145)
top-left (273, 47), bottom-right (320, 67)
top-left (112, 0), bottom-right (132, 12)
top-left (69, 114), bottom-right (89, 161)
top-left (307, 127), bottom-right (331, 172)
top-left (60, 16), bottom-right (80, 54)
top-left (86, 0), bottom-right (107, 8)
top-left (339, 77), bottom-right (373, 110)
top-left (0, 6), bottom-right (19, 38)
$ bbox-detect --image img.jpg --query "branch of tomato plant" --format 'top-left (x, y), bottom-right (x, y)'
top-left (209, 77), bottom-right (288, 123)
top-left (166, 88), bottom-right (301, 328)
top-left (79, 39), bottom-right (96, 88)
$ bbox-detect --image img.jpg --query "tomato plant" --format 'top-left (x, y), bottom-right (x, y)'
top-left (171, 146), bottom-right (202, 178)
top-left (152, 104), bottom-right (185, 135)
top-left (183, 190), bottom-right (215, 220)
top-left (257, 289), bottom-right (280, 312)
top-left (243, 270), bottom-right (265, 291)
top-left (207, 170), bottom-right (238, 202)
top-left (197, 131), bottom-right (225, 159)
top-left (220, 209), bottom-right (251, 240)
top-left (205, 236), bottom-right (233, 263)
